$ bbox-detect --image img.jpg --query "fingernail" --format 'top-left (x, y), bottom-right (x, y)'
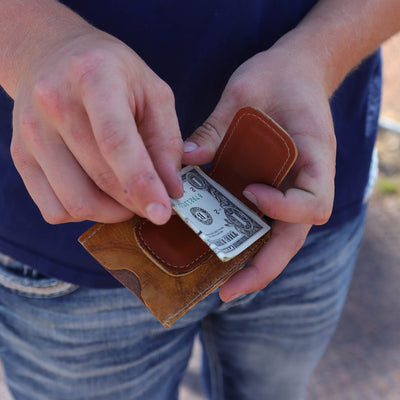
top-left (183, 141), bottom-right (198, 153)
top-left (226, 292), bottom-right (244, 302)
top-left (145, 202), bottom-right (170, 225)
top-left (243, 190), bottom-right (257, 206)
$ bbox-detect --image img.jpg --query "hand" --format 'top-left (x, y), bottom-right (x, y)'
top-left (182, 44), bottom-right (336, 302)
top-left (11, 27), bottom-right (183, 225)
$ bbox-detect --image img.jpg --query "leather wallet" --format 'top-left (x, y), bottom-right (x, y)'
top-left (79, 107), bottom-right (297, 328)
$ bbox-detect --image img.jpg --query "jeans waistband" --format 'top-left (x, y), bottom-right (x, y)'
top-left (0, 251), bottom-right (79, 298)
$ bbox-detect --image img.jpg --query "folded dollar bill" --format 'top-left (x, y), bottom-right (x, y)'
top-left (171, 165), bottom-right (270, 262)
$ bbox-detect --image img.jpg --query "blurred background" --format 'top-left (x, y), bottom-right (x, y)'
top-left (1, 34), bottom-right (400, 400)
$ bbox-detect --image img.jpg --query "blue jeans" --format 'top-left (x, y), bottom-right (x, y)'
top-left (0, 208), bottom-right (366, 400)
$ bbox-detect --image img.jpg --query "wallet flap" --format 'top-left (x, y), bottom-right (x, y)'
top-left (208, 107), bottom-right (298, 207)
top-left (135, 215), bottom-right (211, 276)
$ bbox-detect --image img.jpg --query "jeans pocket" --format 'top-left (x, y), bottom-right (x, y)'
top-left (0, 253), bottom-right (79, 299)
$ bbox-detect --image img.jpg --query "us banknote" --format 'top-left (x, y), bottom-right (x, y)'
top-left (171, 165), bottom-right (270, 261)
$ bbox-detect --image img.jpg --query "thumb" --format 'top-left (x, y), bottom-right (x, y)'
top-left (182, 102), bottom-right (237, 165)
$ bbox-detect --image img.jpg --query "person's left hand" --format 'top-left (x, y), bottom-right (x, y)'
top-left (182, 43), bottom-right (337, 302)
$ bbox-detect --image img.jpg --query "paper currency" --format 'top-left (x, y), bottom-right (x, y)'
top-left (171, 165), bottom-right (270, 261)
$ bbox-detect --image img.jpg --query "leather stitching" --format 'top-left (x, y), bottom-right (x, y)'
top-left (80, 223), bottom-right (105, 244)
top-left (162, 239), bottom-right (263, 327)
top-left (136, 219), bottom-right (211, 270)
top-left (208, 110), bottom-right (292, 187)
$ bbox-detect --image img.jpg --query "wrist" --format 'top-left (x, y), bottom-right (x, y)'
top-left (273, 0), bottom-right (400, 98)
top-left (0, 0), bottom-right (94, 97)
top-left (271, 27), bottom-right (347, 99)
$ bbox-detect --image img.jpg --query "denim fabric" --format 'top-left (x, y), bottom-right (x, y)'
top-left (0, 207), bottom-right (366, 400)
top-left (0, 254), bottom-right (78, 299)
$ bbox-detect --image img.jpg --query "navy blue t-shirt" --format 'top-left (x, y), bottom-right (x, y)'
top-left (0, 1), bottom-right (381, 287)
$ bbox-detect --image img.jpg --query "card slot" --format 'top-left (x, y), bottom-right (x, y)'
top-left (135, 215), bottom-right (212, 276)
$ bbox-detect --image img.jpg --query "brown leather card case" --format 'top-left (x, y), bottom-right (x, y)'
top-left (79, 107), bottom-right (297, 328)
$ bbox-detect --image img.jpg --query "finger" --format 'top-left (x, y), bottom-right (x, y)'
top-left (243, 134), bottom-right (335, 225)
top-left (39, 141), bottom-right (134, 223)
top-left (138, 85), bottom-right (184, 199)
top-left (32, 72), bottom-right (142, 218)
top-left (15, 117), bottom-right (133, 223)
top-left (219, 221), bottom-right (311, 302)
top-left (53, 102), bottom-right (136, 211)
top-left (11, 142), bottom-right (68, 224)
top-left (182, 97), bottom-right (239, 165)
top-left (78, 66), bottom-right (171, 224)
top-left (243, 183), bottom-right (333, 226)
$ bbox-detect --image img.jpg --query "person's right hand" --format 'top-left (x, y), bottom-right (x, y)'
top-left (10, 27), bottom-right (183, 225)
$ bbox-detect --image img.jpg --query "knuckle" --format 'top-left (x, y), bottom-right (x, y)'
top-left (69, 50), bottom-right (106, 88)
top-left (94, 169), bottom-right (118, 192)
top-left (147, 77), bottom-right (174, 105)
top-left (168, 135), bottom-right (184, 154)
top-left (226, 76), bottom-right (251, 102)
top-left (155, 81), bottom-right (175, 104)
top-left (63, 201), bottom-right (94, 221)
top-left (66, 126), bottom-right (85, 145)
top-left (326, 129), bottom-right (337, 151)
top-left (156, 135), bottom-right (183, 155)
top-left (33, 80), bottom-right (63, 118)
top-left (10, 140), bottom-right (27, 166)
top-left (128, 170), bottom-right (158, 192)
top-left (42, 210), bottom-right (70, 225)
top-left (311, 202), bottom-right (332, 225)
top-left (195, 119), bottom-right (221, 143)
top-left (147, 134), bottom-right (183, 158)
top-left (17, 111), bottom-right (42, 142)
top-left (97, 120), bottom-right (126, 156)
